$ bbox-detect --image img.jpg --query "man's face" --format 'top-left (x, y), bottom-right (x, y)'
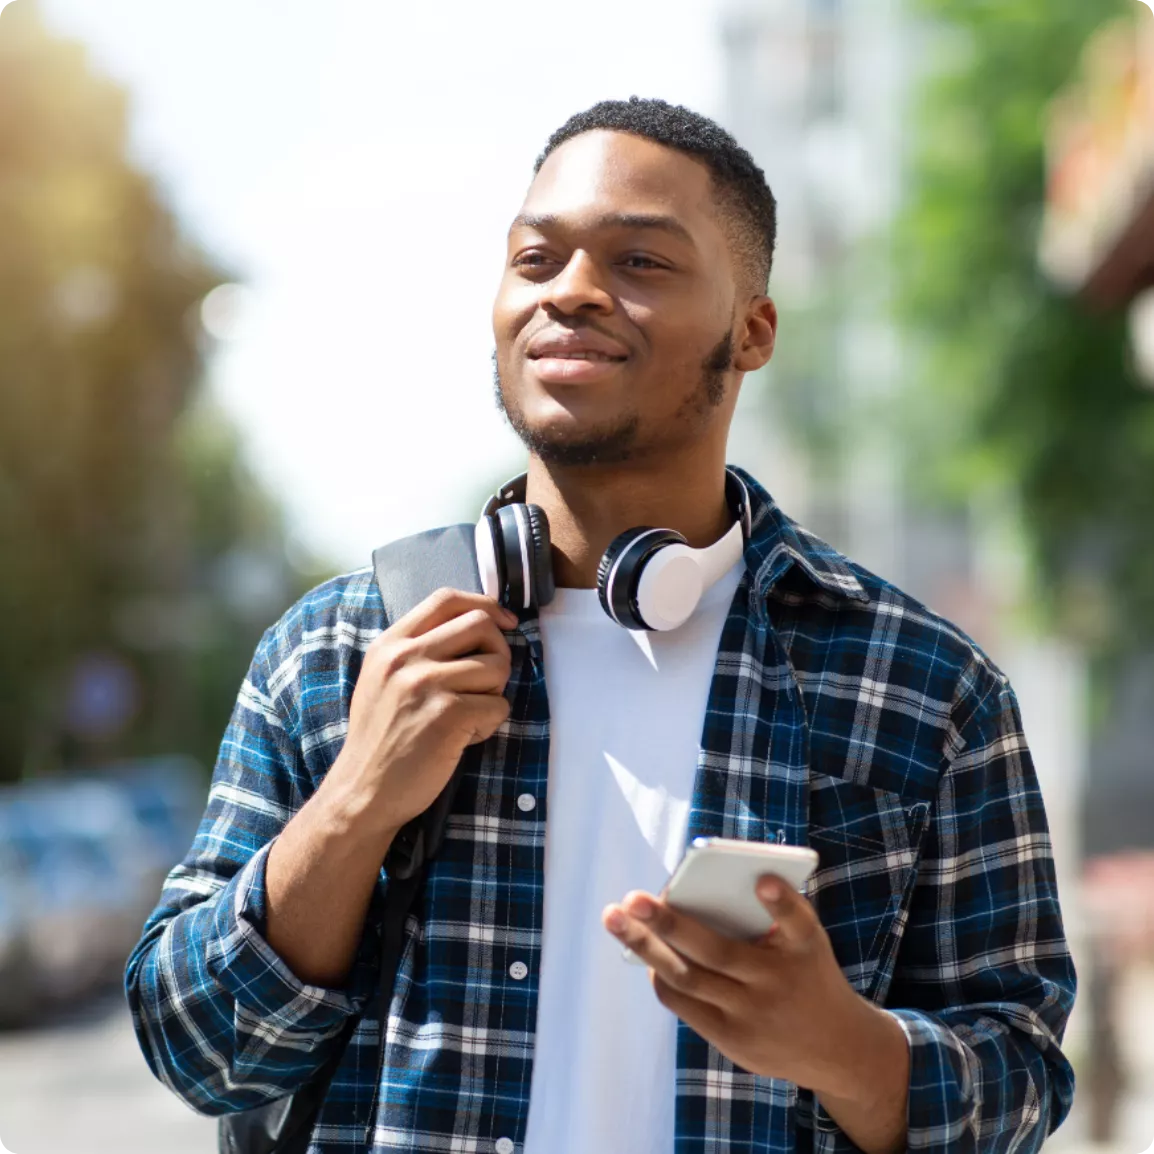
top-left (492, 130), bottom-right (745, 467)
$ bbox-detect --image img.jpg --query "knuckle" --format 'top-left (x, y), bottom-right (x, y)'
top-left (425, 689), bottom-right (457, 724)
top-left (429, 586), bottom-right (458, 610)
top-left (376, 639), bottom-right (412, 679)
top-left (465, 608), bottom-right (492, 631)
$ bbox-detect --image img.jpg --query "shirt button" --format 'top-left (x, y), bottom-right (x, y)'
top-left (496, 1139), bottom-right (515, 1154)
top-left (516, 793), bottom-right (536, 813)
top-left (508, 960), bottom-right (528, 981)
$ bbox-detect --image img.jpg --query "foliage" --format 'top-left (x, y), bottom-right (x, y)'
top-left (0, 2), bottom-right (322, 781)
top-left (894, 0), bottom-right (1154, 652)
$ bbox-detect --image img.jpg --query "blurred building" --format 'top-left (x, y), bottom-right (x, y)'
top-left (1040, 11), bottom-right (1154, 864)
top-left (721, 0), bottom-right (907, 584)
top-left (1037, 25), bottom-right (1154, 1143)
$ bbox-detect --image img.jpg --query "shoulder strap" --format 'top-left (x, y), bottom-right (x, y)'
top-left (371, 523), bottom-right (482, 622)
top-left (372, 523), bottom-right (483, 880)
top-left (219, 524), bottom-right (484, 1154)
top-left (358, 524), bottom-right (484, 1145)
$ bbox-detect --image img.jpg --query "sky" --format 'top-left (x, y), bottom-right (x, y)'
top-left (36, 0), bottom-right (729, 570)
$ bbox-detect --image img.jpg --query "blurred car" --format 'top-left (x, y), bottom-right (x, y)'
top-left (0, 787), bottom-right (96, 1008)
top-left (0, 779), bottom-right (150, 1003)
top-left (92, 756), bottom-right (204, 902)
top-left (0, 833), bottom-right (38, 1028)
top-left (0, 760), bottom-right (206, 1016)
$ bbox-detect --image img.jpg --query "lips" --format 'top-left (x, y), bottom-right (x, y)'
top-left (524, 329), bottom-right (631, 384)
top-left (530, 348), bottom-right (623, 362)
top-left (526, 330), bottom-right (630, 363)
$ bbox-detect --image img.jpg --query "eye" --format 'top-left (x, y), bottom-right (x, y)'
top-left (620, 254), bottom-right (667, 270)
top-left (512, 251), bottom-right (557, 270)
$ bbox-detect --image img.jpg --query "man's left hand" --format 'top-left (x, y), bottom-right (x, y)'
top-left (602, 875), bottom-right (878, 1098)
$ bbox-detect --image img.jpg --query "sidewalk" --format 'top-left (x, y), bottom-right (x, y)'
top-left (1048, 961), bottom-right (1154, 1153)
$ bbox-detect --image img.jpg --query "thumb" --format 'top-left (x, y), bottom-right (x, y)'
top-left (755, 873), bottom-right (812, 948)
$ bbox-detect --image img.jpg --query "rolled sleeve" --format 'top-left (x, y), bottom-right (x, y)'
top-left (874, 671), bottom-right (1077, 1154)
top-left (125, 618), bottom-right (385, 1116)
top-left (206, 836), bottom-right (382, 1032)
top-left (887, 1008), bottom-right (976, 1146)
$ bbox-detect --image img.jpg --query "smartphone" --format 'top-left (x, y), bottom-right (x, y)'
top-left (622, 837), bottom-right (819, 963)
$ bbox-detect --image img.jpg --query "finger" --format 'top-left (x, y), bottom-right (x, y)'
top-left (456, 691), bottom-right (512, 745)
top-left (755, 874), bottom-right (819, 950)
top-left (421, 609), bottom-right (514, 663)
top-left (437, 652), bottom-right (512, 695)
top-left (650, 973), bottom-right (728, 1039)
top-left (391, 588), bottom-right (518, 639)
top-left (620, 891), bottom-right (767, 982)
top-left (602, 903), bottom-right (739, 1009)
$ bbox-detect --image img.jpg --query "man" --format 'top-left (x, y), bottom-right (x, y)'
top-left (126, 98), bottom-right (1077, 1154)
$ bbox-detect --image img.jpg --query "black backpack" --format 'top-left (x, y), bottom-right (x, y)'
top-left (219, 524), bottom-right (484, 1154)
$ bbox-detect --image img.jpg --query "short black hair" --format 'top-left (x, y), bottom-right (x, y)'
top-left (534, 96), bottom-right (777, 293)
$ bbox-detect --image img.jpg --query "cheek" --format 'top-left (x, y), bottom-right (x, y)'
top-left (493, 277), bottom-right (537, 346)
top-left (640, 318), bottom-right (718, 377)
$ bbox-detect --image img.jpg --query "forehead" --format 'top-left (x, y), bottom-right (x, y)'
top-left (517, 130), bottom-right (721, 239)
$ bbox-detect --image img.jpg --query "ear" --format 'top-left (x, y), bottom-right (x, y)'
top-left (733, 296), bottom-right (778, 373)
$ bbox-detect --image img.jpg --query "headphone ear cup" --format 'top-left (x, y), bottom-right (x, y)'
top-left (598, 527), bottom-right (686, 629)
top-left (596, 528), bottom-right (646, 622)
top-left (524, 504), bottom-right (554, 607)
top-left (493, 505), bottom-right (528, 611)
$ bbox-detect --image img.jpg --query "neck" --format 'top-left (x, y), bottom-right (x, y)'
top-left (524, 451), bottom-right (735, 590)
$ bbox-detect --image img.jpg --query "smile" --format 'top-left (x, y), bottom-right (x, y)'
top-left (531, 351), bottom-right (626, 362)
top-left (527, 354), bottom-right (629, 384)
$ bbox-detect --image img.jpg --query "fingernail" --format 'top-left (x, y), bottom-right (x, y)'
top-left (759, 879), bottom-right (782, 902)
top-left (605, 908), bottom-right (626, 933)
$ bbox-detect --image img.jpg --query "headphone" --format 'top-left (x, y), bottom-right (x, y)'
top-left (474, 469), bottom-right (752, 632)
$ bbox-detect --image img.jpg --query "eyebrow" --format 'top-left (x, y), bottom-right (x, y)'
top-left (509, 211), bottom-right (695, 246)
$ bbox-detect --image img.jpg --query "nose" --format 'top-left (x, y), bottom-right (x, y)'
top-left (540, 250), bottom-right (613, 317)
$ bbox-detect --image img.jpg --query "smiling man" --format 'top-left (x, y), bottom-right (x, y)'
top-left (126, 98), bottom-right (1077, 1154)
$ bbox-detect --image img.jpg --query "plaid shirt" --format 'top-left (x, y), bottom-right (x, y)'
top-left (125, 468), bottom-right (1077, 1153)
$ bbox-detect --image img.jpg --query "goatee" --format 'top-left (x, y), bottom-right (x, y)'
top-left (491, 331), bottom-right (733, 466)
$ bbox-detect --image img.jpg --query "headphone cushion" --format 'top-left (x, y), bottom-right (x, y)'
top-left (525, 504), bottom-right (554, 607)
top-left (598, 527), bottom-right (685, 628)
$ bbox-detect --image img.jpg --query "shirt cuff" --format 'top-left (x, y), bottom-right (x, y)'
top-left (885, 1007), bottom-right (976, 1150)
top-left (206, 837), bottom-right (384, 1034)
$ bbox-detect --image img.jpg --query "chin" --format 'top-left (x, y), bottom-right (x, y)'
top-left (510, 410), bottom-right (642, 468)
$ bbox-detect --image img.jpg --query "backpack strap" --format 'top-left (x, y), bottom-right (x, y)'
top-left (219, 524), bottom-right (484, 1154)
top-left (372, 522), bottom-right (483, 881)
top-left (371, 523), bottom-right (482, 624)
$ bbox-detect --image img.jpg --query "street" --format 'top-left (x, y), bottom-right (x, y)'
top-left (0, 987), bottom-right (216, 1154)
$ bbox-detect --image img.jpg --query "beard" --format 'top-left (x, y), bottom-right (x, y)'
top-left (492, 330), bottom-right (734, 467)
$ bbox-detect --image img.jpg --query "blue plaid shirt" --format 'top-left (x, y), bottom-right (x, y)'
top-left (125, 468), bottom-right (1076, 1153)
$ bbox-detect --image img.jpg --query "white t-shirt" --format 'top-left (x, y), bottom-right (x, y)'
top-left (522, 558), bottom-right (747, 1154)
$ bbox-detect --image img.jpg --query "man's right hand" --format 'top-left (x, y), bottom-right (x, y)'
top-left (327, 588), bottom-right (518, 844)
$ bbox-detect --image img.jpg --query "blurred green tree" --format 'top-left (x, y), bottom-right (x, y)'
top-left (0, 1), bottom-right (323, 782)
top-left (896, 0), bottom-right (1154, 657)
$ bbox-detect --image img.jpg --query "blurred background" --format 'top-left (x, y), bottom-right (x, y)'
top-left (0, 0), bottom-right (1151, 1149)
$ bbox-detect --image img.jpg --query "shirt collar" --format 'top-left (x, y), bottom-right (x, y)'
top-left (732, 466), bottom-right (870, 612)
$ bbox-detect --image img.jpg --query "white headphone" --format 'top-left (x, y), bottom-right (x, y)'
top-left (475, 468), bottom-right (751, 632)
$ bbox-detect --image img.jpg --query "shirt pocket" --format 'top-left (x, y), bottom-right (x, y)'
top-left (805, 773), bottom-right (930, 1001)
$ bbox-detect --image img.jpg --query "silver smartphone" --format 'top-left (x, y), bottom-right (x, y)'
top-left (622, 837), bottom-right (819, 963)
